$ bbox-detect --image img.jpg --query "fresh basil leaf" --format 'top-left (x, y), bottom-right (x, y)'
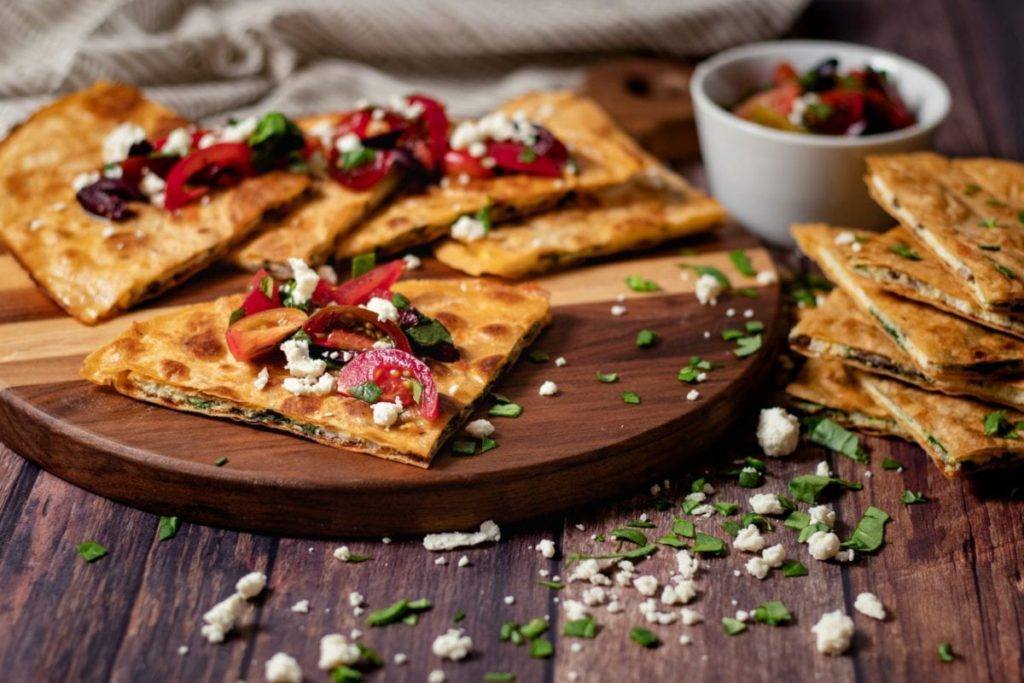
top-left (841, 506), bottom-right (890, 553)
top-left (519, 618), bottom-right (549, 640)
top-left (882, 458), bottom-right (903, 471)
top-left (157, 516), bottom-right (180, 541)
top-left (621, 391), bottom-right (641, 404)
top-left (630, 627), bottom-right (660, 648)
top-left (347, 381), bottom-right (382, 404)
top-left (712, 501), bottom-right (739, 516)
top-left (803, 417), bottom-right (869, 463)
top-left (626, 275), bottom-right (660, 292)
top-left (406, 317), bottom-right (454, 349)
top-left (729, 248), bottom-right (757, 276)
top-left (596, 371), bottom-right (619, 383)
top-left (529, 638), bottom-right (553, 659)
top-left (350, 251), bottom-right (376, 278)
top-left (636, 329), bottom-right (657, 348)
top-left (490, 402), bottom-right (523, 418)
top-left (672, 517), bottom-right (695, 538)
top-left (781, 560), bottom-right (808, 577)
top-left (248, 112), bottom-right (306, 171)
top-left (721, 617), bottom-right (746, 635)
top-left (901, 490), bottom-right (927, 505)
top-left (77, 540), bottom-right (108, 562)
top-left (563, 616), bottom-right (597, 639)
top-left (752, 600), bottom-right (792, 626)
top-left (733, 334), bottom-right (763, 358)
top-left (692, 532), bottom-right (726, 556)
top-left (656, 533), bottom-right (687, 548)
top-left (610, 528), bottom-right (648, 546)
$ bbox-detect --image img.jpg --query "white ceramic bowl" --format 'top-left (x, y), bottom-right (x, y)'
top-left (691, 40), bottom-right (950, 247)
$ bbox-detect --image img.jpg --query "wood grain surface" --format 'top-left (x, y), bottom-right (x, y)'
top-left (0, 0), bottom-right (1022, 681)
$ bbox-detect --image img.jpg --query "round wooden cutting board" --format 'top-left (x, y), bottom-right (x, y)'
top-left (0, 225), bottom-right (783, 537)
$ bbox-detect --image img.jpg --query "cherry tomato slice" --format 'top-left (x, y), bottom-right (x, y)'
top-left (226, 307), bottom-right (307, 361)
top-left (814, 89), bottom-right (866, 135)
top-left (330, 149), bottom-right (396, 190)
top-left (773, 62), bottom-right (800, 86)
top-left (331, 261), bottom-right (405, 306)
top-left (241, 269), bottom-right (281, 315)
top-left (443, 149), bottom-right (495, 179)
top-left (335, 348), bottom-right (440, 420)
top-left (486, 141), bottom-right (563, 177)
top-left (302, 305), bottom-right (411, 353)
top-left (372, 364), bottom-right (417, 406)
top-left (407, 94), bottom-right (449, 171)
top-left (164, 143), bottom-right (253, 210)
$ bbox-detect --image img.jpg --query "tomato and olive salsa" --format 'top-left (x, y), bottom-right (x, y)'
top-left (224, 258), bottom-right (456, 422)
top-left (731, 58), bottom-right (916, 136)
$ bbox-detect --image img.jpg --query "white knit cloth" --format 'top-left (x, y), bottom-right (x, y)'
top-left (0, 0), bottom-right (808, 132)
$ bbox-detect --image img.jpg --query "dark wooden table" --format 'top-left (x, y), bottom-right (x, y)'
top-left (2, 1), bottom-right (1022, 681)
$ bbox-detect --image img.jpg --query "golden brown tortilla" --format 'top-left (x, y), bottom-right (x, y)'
top-left (228, 113), bottom-right (399, 274)
top-left (866, 153), bottom-right (1024, 311)
top-left (433, 161), bottom-right (725, 278)
top-left (789, 288), bottom-right (1024, 411)
top-left (81, 278), bottom-right (551, 467)
top-left (860, 373), bottom-right (1024, 478)
top-left (850, 225), bottom-right (1024, 338)
top-left (334, 91), bottom-right (647, 258)
top-left (785, 358), bottom-right (909, 439)
top-left (0, 82), bottom-right (310, 324)
top-left (792, 223), bottom-right (1024, 377)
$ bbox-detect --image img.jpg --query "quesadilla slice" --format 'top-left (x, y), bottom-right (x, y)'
top-left (860, 374), bottom-right (1024, 478)
top-left (230, 95), bottom-right (451, 273)
top-left (866, 152), bottom-right (1024, 312)
top-left (82, 260), bottom-right (551, 467)
top-left (792, 223), bottom-right (1024, 377)
top-left (849, 225), bottom-right (1024, 338)
top-left (0, 81), bottom-right (310, 324)
top-left (786, 358), bottom-right (909, 439)
top-left (334, 90), bottom-right (646, 258)
top-left (432, 161), bottom-right (725, 278)
top-left (789, 288), bottom-right (1024, 410)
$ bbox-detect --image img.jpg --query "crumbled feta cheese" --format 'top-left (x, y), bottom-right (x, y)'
top-left (450, 215), bottom-right (489, 242)
top-left (761, 544), bottom-right (785, 568)
top-left (675, 550), bottom-right (700, 579)
top-left (837, 549), bottom-right (856, 563)
top-left (816, 461), bottom-right (832, 477)
top-left (606, 601), bottom-right (623, 614)
top-left (220, 116), bottom-right (258, 144)
top-left (235, 571), bottom-right (267, 599)
top-left (432, 628), bottom-right (473, 660)
top-left (266, 652), bottom-right (302, 683)
top-left (680, 607), bottom-right (703, 626)
top-left (679, 634), bottom-right (692, 645)
top-left (538, 380), bottom-right (558, 396)
top-left (394, 653), bottom-right (408, 665)
top-left (103, 123), bottom-right (147, 164)
top-left (428, 670), bottom-right (446, 683)
top-left (745, 556), bottom-right (770, 579)
top-left (422, 520), bottom-right (500, 551)
top-left (685, 389), bottom-right (700, 401)
top-left (743, 309), bottom-right (754, 318)
top-left (364, 296), bottom-right (399, 323)
top-left (812, 610), bottom-right (855, 655)
top-left (466, 418), bottom-right (495, 439)
top-left (807, 530), bottom-right (841, 561)
top-left (72, 170), bottom-right (100, 192)
top-left (562, 599), bottom-right (589, 621)
top-left (834, 230), bottom-right (857, 246)
top-left (726, 307), bottom-right (736, 317)
top-left (283, 373), bottom-right (335, 396)
top-left (290, 600), bottom-right (310, 613)
top-left (450, 111), bottom-right (536, 150)
top-left (808, 504), bottom-right (836, 527)
top-left (854, 592), bottom-right (887, 620)
top-left (749, 493), bottom-right (784, 515)
top-left (281, 339), bottom-right (326, 378)
top-left (177, 645), bottom-right (189, 655)
top-left (582, 586), bottom-right (606, 606)
top-left (371, 401), bottom-right (402, 427)
top-left (695, 273), bottom-right (724, 305)
top-left (201, 593), bottom-right (244, 643)
top-left (756, 407), bottom-right (800, 457)
top-left (633, 575), bottom-right (658, 596)
top-left (287, 258), bottom-right (320, 305)
top-left (435, 556), bottom-right (447, 566)
top-left (536, 539), bottom-right (556, 558)
top-left (348, 591), bottom-right (364, 607)
top-left (684, 491), bottom-right (706, 503)
top-left (756, 270), bottom-right (778, 285)
top-left (503, 595), bottom-right (516, 605)
top-left (162, 127), bottom-right (193, 157)
top-left (458, 555), bottom-right (470, 567)
top-left (610, 304), bottom-right (627, 316)
top-left (335, 132), bottom-right (362, 154)
top-left (253, 367), bottom-right (270, 391)
top-left (333, 546), bottom-right (351, 561)
top-left (570, 559), bottom-right (602, 583)
top-left (733, 525), bottom-right (766, 553)
top-left (554, 356), bottom-right (567, 367)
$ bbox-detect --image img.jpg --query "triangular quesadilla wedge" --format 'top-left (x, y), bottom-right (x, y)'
top-left (786, 358), bottom-right (909, 439)
top-left (432, 161), bottom-right (725, 278)
top-left (792, 223), bottom-right (1024, 377)
top-left (859, 373), bottom-right (1024, 478)
top-left (228, 114), bottom-right (399, 275)
top-left (789, 288), bottom-right (1024, 410)
top-left (82, 277), bottom-right (551, 468)
top-left (0, 82), bottom-right (310, 324)
top-left (866, 152), bottom-right (1024, 312)
top-left (849, 225), bottom-right (1024, 338)
top-left (334, 91), bottom-right (646, 258)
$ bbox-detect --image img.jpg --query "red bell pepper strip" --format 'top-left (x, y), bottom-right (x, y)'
top-left (163, 142), bottom-right (253, 210)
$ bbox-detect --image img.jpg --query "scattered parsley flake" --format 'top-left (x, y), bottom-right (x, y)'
top-left (157, 516), bottom-right (180, 541)
top-left (596, 371), bottom-right (619, 383)
top-left (630, 627), bottom-right (660, 648)
top-left (882, 458), bottom-right (903, 470)
top-left (681, 264), bottom-right (731, 288)
top-left (490, 402), bottom-right (523, 418)
top-left (537, 580), bottom-right (565, 590)
top-left (563, 616), bottom-right (597, 639)
top-left (721, 618), bottom-right (747, 636)
top-left (729, 248), bottom-right (757, 276)
top-left (214, 457), bottom-right (228, 467)
top-left (621, 391), bottom-right (641, 404)
top-left (484, 673), bottom-right (516, 682)
top-left (77, 541), bottom-right (108, 563)
top-left (901, 490), bottom-right (928, 505)
top-left (528, 350), bottom-right (550, 363)
top-left (350, 251), bottom-right (376, 278)
top-left (752, 601), bottom-right (792, 626)
top-left (781, 560), bottom-right (808, 577)
top-left (692, 532), bottom-right (726, 556)
top-left (937, 642), bottom-right (955, 663)
top-left (733, 334), bottom-right (763, 358)
top-left (636, 329), bottom-right (658, 348)
top-left (888, 242), bottom-right (922, 260)
top-left (626, 275), bottom-right (660, 292)
top-left (529, 638), bottom-right (553, 658)
top-left (712, 501), bottom-right (739, 516)
top-left (610, 528), bottom-right (648, 546)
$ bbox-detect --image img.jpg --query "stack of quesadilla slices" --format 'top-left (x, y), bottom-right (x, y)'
top-left (786, 153), bottom-right (1024, 477)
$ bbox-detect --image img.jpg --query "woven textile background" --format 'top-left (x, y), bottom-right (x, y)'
top-left (0, 0), bottom-right (808, 132)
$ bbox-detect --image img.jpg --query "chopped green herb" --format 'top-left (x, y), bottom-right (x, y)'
top-left (348, 380), bottom-right (382, 404)
top-left (405, 316), bottom-right (454, 351)
top-left (983, 409), bottom-right (1022, 438)
top-left (475, 205), bottom-right (493, 231)
top-left (882, 458), bottom-right (903, 471)
top-left (214, 457), bottom-right (228, 467)
top-left (682, 264), bottom-right (731, 288)
top-left (518, 147), bottom-right (538, 163)
top-left (537, 580), bottom-right (565, 590)
top-left (721, 617), bottom-right (747, 635)
top-left (247, 112), bottom-right (306, 172)
top-left (519, 618), bottom-right (549, 640)
top-left (454, 609), bottom-right (466, 623)
top-left (565, 545), bottom-right (657, 564)
top-left (366, 598), bottom-right (431, 627)
top-left (625, 519), bottom-right (657, 529)
top-left (745, 320), bottom-right (764, 333)
top-left (636, 329), bottom-right (658, 348)
top-left (937, 642), bottom-right (955, 663)
top-left (788, 474), bottom-right (862, 503)
top-left (391, 291), bottom-right (411, 309)
top-left (77, 541), bottom-right (108, 563)
top-left (564, 616), bottom-right (597, 639)
top-left (752, 600), bottom-right (792, 626)
top-left (690, 477), bottom-right (707, 493)
top-left (596, 371), bottom-right (619, 383)
top-left (630, 627), bottom-right (660, 648)
top-left (621, 391), bottom-right (641, 404)
top-left (784, 510), bottom-right (812, 531)
top-left (964, 183), bottom-right (981, 196)
top-left (672, 518), bottom-right (695, 538)
top-left (803, 417), bottom-right (869, 463)
top-left (529, 638), bottom-right (553, 658)
top-left (331, 666), bottom-right (362, 682)
top-left (712, 502), bottom-right (739, 516)
top-left (500, 622), bottom-right (519, 642)
top-left (610, 528), bottom-right (648, 546)
top-left (680, 499), bottom-right (700, 515)
top-left (736, 287), bottom-right (760, 298)
top-left (721, 521), bottom-right (741, 537)
top-left (777, 495), bottom-right (797, 511)
top-left (722, 328), bottom-right (745, 341)
top-left (901, 490), bottom-right (928, 505)
top-left (157, 516), bottom-right (180, 541)
top-left (490, 402), bottom-right (523, 418)
top-left (797, 523), bottom-right (830, 543)
top-left (729, 248), bottom-right (757, 276)
top-left (528, 350), bottom-right (550, 363)
top-left (978, 217), bottom-right (999, 228)
top-left (842, 506), bottom-right (890, 553)
top-left (229, 307), bottom-right (245, 324)
top-left (781, 560), bottom-right (808, 577)
top-left (402, 613), bottom-right (419, 626)
top-left (692, 532), bottom-right (726, 556)
top-left (451, 440), bottom-right (477, 456)
top-left (989, 257), bottom-right (1019, 280)
top-left (744, 456), bottom-right (766, 471)
top-left (986, 198), bottom-right (1007, 208)
top-left (1019, 210), bottom-right (1024, 226)
top-left (888, 242), bottom-right (923, 260)
top-left (741, 513), bottom-right (772, 532)
top-left (733, 334), bottom-right (763, 358)
top-left (479, 437), bottom-right (499, 453)
top-left (738, 468), bottom-right (763, 488)
top-left (484, 673), bottom-right (516, 683)
top-left (656, 533), bottom-right (687, 548)
top-left (626, 275), bottom-right (660, 292)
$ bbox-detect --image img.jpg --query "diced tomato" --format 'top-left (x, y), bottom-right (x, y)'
top-left (487, 141), bottom-right (563, 177)
top-left (331, 261), bottom-right (405, 306)
top-left (864, 90), bottom-right (916, 132)
top-left (814, 89), bottom-right (866, 135)
top-left (733, 82), bottom-right (802, 131)
top-left (407, 94), bottom-right (450, 170)
top-left (164, 143), bottom-right (253, 210)
top-left (226, 307), bottom-right (307, 361)
top-left (336, 348), bottom-right (440, 420)
top-left (773, 62), bottom-right (800, 86)
top-left (443, 149), bottom-right (495, 179)
top-left (330, 149), bottom-right (397, 190)
top-left (241, 268), bottom-right (280, 315)
top-left (302, 304), bottom-right (411, 353)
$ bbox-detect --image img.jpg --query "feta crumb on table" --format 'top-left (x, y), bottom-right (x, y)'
top-left (756, 407), bottom-right (800, 457)
top-left (695, 273), bottom-right (724, 305)
top-left (432, 628), bottom-right (473, 660)
top-left (854, 592), bottom-right (887, 620)
top-left (610, 304), bottom-right (627, 316)
top-left (745, 556), bottom-right (770, 579)
top-left (761, 544), bottom-right (785, 567)
top-left (749, 493), bottom-right (784, 515)
top-left (290, 600), bottom-right (309, 613)
top-left (809, 504), bottom-right (836, 527)
top-left (733, 525), bottom-right (766, 553)
top-left (807, 530), bottom-right (841, 561)
top-left (538, 380), bottom-right (559, 396)
top-left (428, 670), bottom-right (447, 683)
top-left (536, 539), bottom-right (556, 558)
top-left (812, 610), bottom-right (855, 655)
top-left (235, 571), bottom-right (267, 600)
top-left (265, 652), bottom-right (303, 683)
top-left (422, 520), bottom-right (501, 551)
top-left (633, 575), bottom-right (659, 596)
top-left (201, 593), bottom-right (244, 644)
top-left (318, 633), bottom-right (360, 669)
top-left (465, 419), bottom-right (495, 439)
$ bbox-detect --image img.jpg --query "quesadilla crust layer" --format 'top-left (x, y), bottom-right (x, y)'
top-left (0, 82), bottom-right (310, 323)
top-left (81, 279), bottom-right (551, 467)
